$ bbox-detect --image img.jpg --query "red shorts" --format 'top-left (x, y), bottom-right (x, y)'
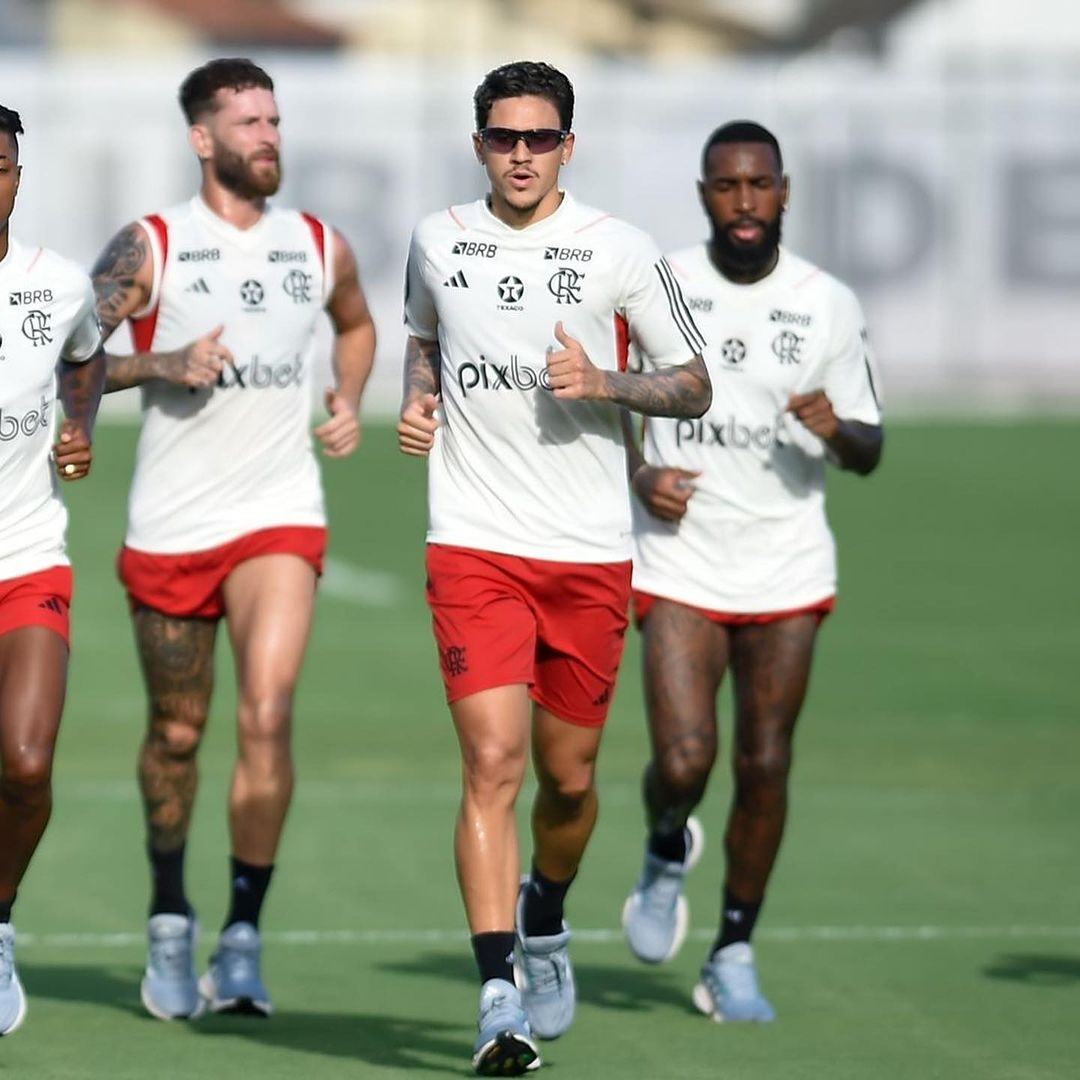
top-left (0, 566), bottom-right (73, 645)
top-left (633, 590), bottom-right (835, 629)
top-left (426, 544), bottom-right (632, 727)
top-left (118, 526), bottom-right (327, 619)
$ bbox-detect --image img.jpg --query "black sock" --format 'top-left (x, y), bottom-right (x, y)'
top-left (471, 931), bottom-right (516, 985)
top-left (648, 825), bottom-right (688, 863)
top-left (0, 895), bottom-right (13, 924)
top-left (223, 857), bottom-right (274, 931)
top-left (713, 887), bottom-right (763, 954)
top-left (522, 864), bottom-right (574, 937)
top-left (148, 844), bottom-right (189, 917)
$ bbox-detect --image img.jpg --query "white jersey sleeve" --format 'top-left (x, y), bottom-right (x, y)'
top-left (403, 225), bottom-right (439, 341)
top-left (60, 277), bottom-right (103, 363)
top-left (620, 235), bottom-right (706, 370)
top-left (819, 285), bottom-right (883, 425)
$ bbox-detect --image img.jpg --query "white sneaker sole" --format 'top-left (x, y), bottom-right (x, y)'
top-left (0, 974), bottom-right (27, 1036)
top-left (692, 978), bottom-right (776, 1023)
top-left (198, 971), bottom-right (273, 1016)
top-left (140, 975), bottom-right (205, 1021)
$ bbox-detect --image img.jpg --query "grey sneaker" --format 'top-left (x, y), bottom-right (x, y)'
top-left (471, 978), bottom-right (540, 1076)
top-left (199, 921), bottom-right (272, 1016)
top-left (621, 815), bottom-right (704, 964)
top-left (693, 941), bottom-right (776, 1022)
top-left (141, 912), bottom-right (204, 1020)
top-left (514, 882), bottom-right (575, 1040)
top-left (0, 923), bottom-right (27, 1036)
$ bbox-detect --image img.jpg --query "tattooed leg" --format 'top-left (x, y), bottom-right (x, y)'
top-left (133, 609), bottom-right (217, 854)
top-left (724, 615), bottom-right (819, 900)
top-left (641, 599), bottom-right (728, 835)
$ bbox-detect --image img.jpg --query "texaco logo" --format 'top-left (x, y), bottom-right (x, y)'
top-left (497, 276), bottom-right (525, 303)
top-left (240, 279), bottom-right (265, 307)
top-left (720, 337), bottom-right (746, 365)
top-left (547, 267), bottom-right (583, 305)
top-left (771, 330), bottom-right (804, 365)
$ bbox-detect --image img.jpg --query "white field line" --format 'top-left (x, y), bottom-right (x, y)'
top-left (321, 556), bottom-right (402, 607)
top-left (17, 925), bottom-right (1080, 949)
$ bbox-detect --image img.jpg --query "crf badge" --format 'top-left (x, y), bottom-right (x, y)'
top-left (21, 310), bottom-right (52, 347)
top-left (282, 270), bottom-right (313, 304)
top-left (547, 267), bottom-right (583, 304)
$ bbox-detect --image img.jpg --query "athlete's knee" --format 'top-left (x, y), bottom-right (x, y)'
top-left (148, 703), bottom-right (206, 760)
top-left (536, 758), bottom-right (596, 814)
top-left (734, 740), bottom-right (793, 790)
top-left (461, 739), bottom-right (527, 800)
top-left (0, 745), bottom-right (55, 805)
top-left (655, 733), bottom-right (716, 798)
top-left (236, 689), bottom-right (294, 747)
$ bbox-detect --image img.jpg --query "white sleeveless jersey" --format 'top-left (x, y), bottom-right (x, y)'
top-left (0, 238), bottom-right (102, 581)
top-left (124, 197), bottom-right (335, 553)
top-left (632, 245), bottom-right (882, 612)
top-left (404, 193), bottom-right (705, 563)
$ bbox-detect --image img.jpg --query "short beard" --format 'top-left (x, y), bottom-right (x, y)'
top-left (710, 214), bottom-right (782, 278)
top-left (212, 146), bottom-right (280, 200)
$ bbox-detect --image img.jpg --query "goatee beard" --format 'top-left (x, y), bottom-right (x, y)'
top-left (711, 215), bottom-right (782, 277)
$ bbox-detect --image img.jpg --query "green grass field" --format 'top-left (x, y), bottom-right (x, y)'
top-left (4, 418), bottom-right (1078, 1079)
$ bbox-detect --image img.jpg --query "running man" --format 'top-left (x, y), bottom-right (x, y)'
top-left (399, 61), bottom-right (711, 1075)
top-left (621, 120), bottom-right (883, 1022)
top-left (0, 103), bottom-right (106, 1035)
top-left (89, 59), bottom-right (375, 1020)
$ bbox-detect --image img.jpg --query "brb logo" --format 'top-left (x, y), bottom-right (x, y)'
top-left (544, 247), bottom-right (592, 261)
top-left (217, 355), bottom-right (304, 390)
top-left (21, 310), bottom-right (53, 347)
top-left (452, 241), bottom-right (498, 258)
top-left (547, 267), bottom-right (583, 304)
top-left (0, 394), bottom-right (51, 441)
top-left (457, 355), bottom-right (553, 397)
top-left (282, 270), bottom-right (313, 304)
top-left (675, 416), bottom-right (776, 451)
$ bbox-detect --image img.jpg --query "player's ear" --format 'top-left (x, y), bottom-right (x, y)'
top-left (781, 174), bottom-right (790, 210)
top-left (472, 132), bottom-right (485, 165)
top-left (560, 132), bottom-right (575, 167)
top-left (189, 123), bottom-right (212, 163)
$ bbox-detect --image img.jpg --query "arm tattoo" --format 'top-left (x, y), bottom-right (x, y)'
top-left (403, 335), bottom-right (442, 400)
top-left (91, 223), bottom-right (149, 337)
top-left (57, 352), bottom-right (106, 433)
top-left (604, 355), bottom-right (711, 418)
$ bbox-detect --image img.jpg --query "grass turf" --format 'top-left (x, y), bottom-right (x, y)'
top-left (2, 418), bottom-right (1077, 1078)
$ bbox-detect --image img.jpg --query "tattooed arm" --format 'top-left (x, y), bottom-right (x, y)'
top-left (91, 222), bottom-right (230, 393)
top-left (546, 322), bottom-right (711, 419)
top-left (396, 335), bottom-right (442, 457)
top-left (53, 348), bottom-right (107, 482)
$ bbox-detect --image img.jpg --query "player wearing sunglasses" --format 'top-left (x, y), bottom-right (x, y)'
top-left (399, 60), bottom-right (711, 1075)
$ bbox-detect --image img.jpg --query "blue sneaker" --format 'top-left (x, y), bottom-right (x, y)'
top-left (471, 978), bottom-right (540, 1075)
top-left (622, 815), bottom-right (704, 963)
top-left (693, 942), bottom-right (776, 1022)
top-left (199, 921), bottom-right (272, 1016)
top-left (141, 913), bottom-right (204, 1020)
top-left (515, 882), bottom-right (575, 1040)
top-left (0, 923), bottom-right (27, 1036)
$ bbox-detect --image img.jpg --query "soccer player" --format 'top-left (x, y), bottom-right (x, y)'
top-left (398, 61), bottom-right (711, 1075)
top-left (0, 103), bottom-right (106, 1036)
top-left (89, 59), bottom-right (375, 1020)
top-left (620, 121), bottom-right (883, 1021)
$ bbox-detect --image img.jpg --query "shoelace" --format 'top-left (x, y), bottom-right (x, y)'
top-left (705, 957), bottom-right (759, 1002)
top-left (523, 947), bottom-right (567, 996)
top-left (150, 933), bottom-right (192, 980)
top-left (220, 946), bottom-right (259, 984)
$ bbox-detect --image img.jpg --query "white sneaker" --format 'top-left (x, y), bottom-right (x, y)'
top-left (0, 923), bottom-right (27, 1036)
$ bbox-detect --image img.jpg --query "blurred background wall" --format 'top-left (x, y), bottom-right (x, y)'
top-left (2, 0), bottom-right (1078, 414)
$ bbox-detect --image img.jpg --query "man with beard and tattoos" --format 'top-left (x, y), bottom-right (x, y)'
top-left (89, 59), bottom-right (376, 1021)
top-left (620, 120), bottom-right (883, 1021)
top-left (0, 103), bottom-right (106, 1035)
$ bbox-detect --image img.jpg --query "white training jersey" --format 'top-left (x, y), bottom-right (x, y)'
top-left (404, 193), bottom-right (705, 563)
top-left (124, 197), bottom-right (335, 553)
top-left (632, 245), bottom-right (882, 612)
top-left (0, 238), bottom-right (102, 581)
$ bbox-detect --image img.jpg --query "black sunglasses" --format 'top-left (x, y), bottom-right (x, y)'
top-left (478, 127), bottom-right (568, 154)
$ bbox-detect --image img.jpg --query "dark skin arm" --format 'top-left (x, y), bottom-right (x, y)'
top-left (54, 349), bottom-right (106, 481)
top-left (547, 321), bottom-right (711, 419)
top-left (397, 335), bottom-right (442, 457)
top-left (620, 408), bottom-right (701, 522)
top-left (787, 391), bottom-right (883, 476)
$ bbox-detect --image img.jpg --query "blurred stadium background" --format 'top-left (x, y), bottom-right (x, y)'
top-left (1, 3), bottom-right (1077, 1078)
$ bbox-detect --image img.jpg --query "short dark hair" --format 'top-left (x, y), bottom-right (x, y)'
top-left (701, 121), bottom-right (783, 177)
top-left (179, 58), bottom-right (274, 124)
top-left (0, 104), bottom-right (24, 154)
top-left (474, 61), bottom-right (574, 132)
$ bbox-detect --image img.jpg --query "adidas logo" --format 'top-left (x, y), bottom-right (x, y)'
top-left (184, 278), bottom-right (211, 294)
top-left (38, 597), bottom-right (66, 614)
top-left (442, 271), bottom-right (469, 288)
top-left (591, 686), bottom-right (611, 707)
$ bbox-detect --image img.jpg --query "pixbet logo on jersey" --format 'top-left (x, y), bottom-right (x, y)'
top-left (675, 416), bottom-right (776, 451)
top-left (0, 394), bottom-right (51, 441)
top-left (217, 355), bottom-right (304, 390)
top-left (457, 355), bottom-right (553, 397)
